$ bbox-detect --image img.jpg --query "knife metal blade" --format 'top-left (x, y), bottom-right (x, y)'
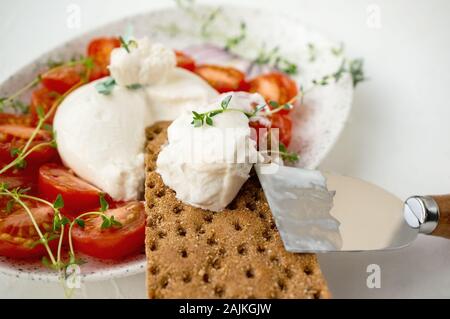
top-left (255, 164), bottom-right (418, 252)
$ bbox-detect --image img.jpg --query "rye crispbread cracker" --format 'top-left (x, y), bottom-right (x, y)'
top-left (145, 122), bottom-right (330, 299)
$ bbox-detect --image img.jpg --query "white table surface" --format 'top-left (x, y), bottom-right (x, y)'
top-left (1, 0), bottom-right (449, 298)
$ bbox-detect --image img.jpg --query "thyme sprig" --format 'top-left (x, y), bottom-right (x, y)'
top-left (119, 36), bottom-right (138, 53)
top-left (200, 7), bottom-right (222, 38)
top-left (68, 194), bottom-right (122, 262)
top-left (312, 58), bottom-right (366, 88)
top-left (251, 45), bottom-right (298, 75)
top-left (0, 185), bottom-right (66, 269)
top-left (191, 95), bottom-right (297, 128)
top-left (0, 68), bottom-right (89, 175)
top-left (0, 77), bottom-right (40, 113)
top-left (224, 22), bottom-right (247, 51)
top-left (279, 143), bottom-right (299, 163)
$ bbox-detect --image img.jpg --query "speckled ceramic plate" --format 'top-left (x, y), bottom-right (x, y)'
top-left (0, 5), bottom-right (353, 282)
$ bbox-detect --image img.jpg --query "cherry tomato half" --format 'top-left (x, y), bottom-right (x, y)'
top-left (41, 65), bottom-right (85, 95)
top-left (0, 201), bottom-right (58, 259)
top-left (175, 50), bottom-right (196, 72)
top-left (0, 124), bottom-right (57, 169)
top-left (30, 86), bottom-right (59, 125)
top-left (71, 201), bottom-right (145, 260)
top-left (194, 64), bottom-right (248, 93)
top-left (87, 37), bottom-right (121, 81)
top-left (38, 163), bottom-right (101, 216)
top-left (270, 113), bottom-right (293, 147)
top-left (248, 72), bottom-right (298, 115)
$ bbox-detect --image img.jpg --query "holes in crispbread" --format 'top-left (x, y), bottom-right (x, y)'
top-left (182, 272), bottom-right (192, 283)
top-left (237, 244), bottom-right (247, 255)
top-left (262, 229), bottom-right (272, 241)
top-left (160, 276), bottom-right (169, 289)
top-left (246, 201), bottom-right (256, 211)
top-left (256, 245), bottom-right (266, 254)
top-left (177, 225), bottom-right (187, 237)
top-left (304, 266), bottom-right (314, 276)
top-left (277, 278), bottom-right (286, 291)
top-left (284, 267), bottom-right (293, 279)
top-left (180, 248), bottom-right (188, 258)
top-left (172, 205), bottom-right (183, 215)
top-left (233, 221), bottom-right (242, 231)
top-left (211, 258), bottom-right (221, 270)
top-left (214, 286), bottom-right (225, 297)
top-left (155, 188), bottom-right (165, 198)
top-left (149, 265), bottom-right (159, 275)
top-left (203, 214), bottom-right (213, 223)
top-left (206, 235), bottom-right (217, 246)
top-left (202, 273), bottom-right (210, 283)
top-left (245, 268), bottom-right (255, 278)
top-left (149, 241), bottom-right (158, 251)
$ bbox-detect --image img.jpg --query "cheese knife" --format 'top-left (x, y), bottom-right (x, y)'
top-left (255, 164), bottom-right (450, 252)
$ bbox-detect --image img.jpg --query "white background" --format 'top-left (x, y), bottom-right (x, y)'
top-left (1, 0), bottom-right (450, 298)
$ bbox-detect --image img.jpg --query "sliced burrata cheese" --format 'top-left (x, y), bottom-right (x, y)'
top-left (54, 81), bottom-right (152, 200)
top-left (54, 67), bottom-right (218, 201)
top-left (148, 68), bottom-right (218, 121)
top-left (156, 92), bottom-right (262, 212)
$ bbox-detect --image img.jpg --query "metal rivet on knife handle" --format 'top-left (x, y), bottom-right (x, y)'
top-left (404, 194), bottom-right (450, 238)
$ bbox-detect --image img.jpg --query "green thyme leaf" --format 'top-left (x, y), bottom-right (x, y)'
top-left (307, 43), bottom-right (317, 62)
top-left (99, 193), bottom-right (109, 212)
top-left (269, 101), bottom-right (279, 108)
top-left (5, 199), bottom-right (15, 214)
top-left (101, 215), bottom-right (111, 229)
top-left (53, 194), bottom-right (64, 210)
top-left (331, 43), bottom-right (345, 56)
top-left (193, 119), bottom-right (203, 127)
top-left (348, 58), bottom-right (365, 87)
top-left (95, 77), bottom-right (116, 95)
top-left (83, 57), bottom-right (94, 70)
top-left (205, 116), bottom-right (213, 126)
top-left (10, 147), bottom-right (21, 158)
top-left (109, 215), bottom-right (122, 228)
top-left (208, 110), bottom-right (222, 117)
top-left (41, 256), bottom-right (58, 270)
top-left (36, 105), bottom-right (45, 120)
top-left (279, 143), bottom-right (299, 163)
top-left (126, 83), bottom-right (143, 90)
top-left (119, 36), bottom-right (138, 53)
top-left (200, 7), bottom-right (221, 38)
top-left (15, 159), bottom-right (27, 169)
top-left (221, 95), bottom-right (232, 110)
top-left (75, 218), bottom-right (85, 228)
top-left (224, 21), bottom-right (247, 51)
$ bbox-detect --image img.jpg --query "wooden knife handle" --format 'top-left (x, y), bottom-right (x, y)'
top-left (431, 195), bottom-right (450, 238)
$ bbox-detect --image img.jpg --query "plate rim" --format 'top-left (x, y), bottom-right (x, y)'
top-left (0, 3), bottom-right (353, 283)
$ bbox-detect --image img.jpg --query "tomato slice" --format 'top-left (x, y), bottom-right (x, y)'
top-left (0, 124), bottom-right (57, 169)
top-left (0, 201), bottom-right (58, 259)
top-left (0, 171), bottom-right (37, 193)
top-left (87, 37), bottom-right (121, 81)
top-left (270, 114), bottom-right (293, 147)
top-left (175, 50), bottom-right (196, 72)
top-left (41, 65), bottom-right (84, 95)
top-left (71, 201), bottom-right (145, 259)
top-left (38, 164), bottom-right (101, 216)
top-left (248, 72), bottom-right (298, 114)
top-left (30, 86), bottom-right (59, 125)
top-left (0, 113), bottom-right (31, 126)
top-left (194, 64), bottom-right (248, 93)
